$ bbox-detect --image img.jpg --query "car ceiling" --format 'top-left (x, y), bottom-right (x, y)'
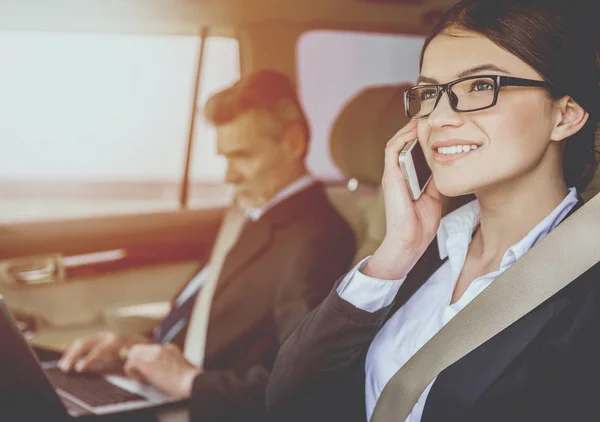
top-left (0, 0), bottom-right (459, 36)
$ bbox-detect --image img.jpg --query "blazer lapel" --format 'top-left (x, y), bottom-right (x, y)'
top-left (213, 182), bottom-right (326, 297)
top-left (387, 239), bottom-right (446, 319)
top-left (423, 295), bottom-right (571, 422)
top-left (422, 196), bottom-right (586, 421)
top-left (214, 217), bottom-right (273, 297)
top-left (387, 194), bottom-right (478, 318)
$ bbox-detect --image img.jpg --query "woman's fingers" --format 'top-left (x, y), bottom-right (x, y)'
top-left (383, 121), bottom-right (419, 177)
top-left (424, 177), bottom-right (440, 202)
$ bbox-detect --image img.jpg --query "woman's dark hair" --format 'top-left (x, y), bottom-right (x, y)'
top-left (422, 0), bottom-right (599, 191)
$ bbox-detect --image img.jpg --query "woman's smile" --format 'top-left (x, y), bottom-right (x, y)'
top-left (432, 144), bottom-right (480, 165)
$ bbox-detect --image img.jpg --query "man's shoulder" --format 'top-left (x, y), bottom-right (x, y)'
top-left (266, 181), bottom-right (356, 255)
top-left (292, 185), bottom-right (354, 235)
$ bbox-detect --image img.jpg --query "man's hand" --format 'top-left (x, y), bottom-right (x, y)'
top-left (58, 332), bottom-right (142, 373)
top-left (123, 343), bottom-right (201, 399)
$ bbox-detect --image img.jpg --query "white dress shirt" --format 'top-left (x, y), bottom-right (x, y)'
top-left (245, 174), bottom-right (316, 221)
top-left (336, 188), bottom-right (579, 422)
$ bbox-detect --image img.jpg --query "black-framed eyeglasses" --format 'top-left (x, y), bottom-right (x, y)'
top-left (404, 75), bottom-right (552, 119)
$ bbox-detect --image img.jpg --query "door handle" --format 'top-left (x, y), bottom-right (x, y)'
top-left (0, 254), bottom-right (65, 285)
top-left (13, 262), bottom-right (57, 283)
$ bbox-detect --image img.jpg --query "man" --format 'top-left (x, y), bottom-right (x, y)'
top-left (58, 69), bottom-right (356, 421)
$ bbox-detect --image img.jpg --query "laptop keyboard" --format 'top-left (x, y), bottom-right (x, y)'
top-left (44, 366), bottom-right (146, 407)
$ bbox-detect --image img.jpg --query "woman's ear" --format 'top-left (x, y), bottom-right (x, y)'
top-left (550, 96), bottom-right (589, 142)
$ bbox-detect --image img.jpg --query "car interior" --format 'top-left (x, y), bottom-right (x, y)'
top-left (0, 0), bottom-right (598, 372)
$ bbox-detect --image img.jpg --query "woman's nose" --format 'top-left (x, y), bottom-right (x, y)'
top-left (427, 90), bottom-right (464, 130)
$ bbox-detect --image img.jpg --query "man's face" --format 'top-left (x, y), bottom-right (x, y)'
top-left (216, 112), bottom-right (299, 210)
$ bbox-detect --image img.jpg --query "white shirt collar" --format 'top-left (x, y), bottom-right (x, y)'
top-left (437, 188), bottom-right (579, 266)
top-left (245, 174), bottom-right (316, 222)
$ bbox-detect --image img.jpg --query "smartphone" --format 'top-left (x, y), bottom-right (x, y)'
top-left (398, 139), bottom-right (432, 201)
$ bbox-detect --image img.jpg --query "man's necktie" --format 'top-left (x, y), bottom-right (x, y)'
top-left (183, 207), bottom-right (247, 367)
top-left (152, 270), bottom-right (204, 345)
top-left (153, 208), bottom-right (246, 361)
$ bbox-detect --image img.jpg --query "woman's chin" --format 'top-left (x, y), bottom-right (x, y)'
top-left (434, 178), bottom-right (476, 198)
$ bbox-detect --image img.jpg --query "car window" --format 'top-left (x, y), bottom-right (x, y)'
top-left (188, 36), bottom-right (240, 210)
top-left (0, 31), bottom-right (239, 223)
top-left (296, 30), bottom-right (425, 180)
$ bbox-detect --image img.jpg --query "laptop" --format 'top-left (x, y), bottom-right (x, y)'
top-left (0, 296), bottom-right (179, 419)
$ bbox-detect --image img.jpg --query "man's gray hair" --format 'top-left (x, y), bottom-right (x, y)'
top-left (204, 69), bottom-right (310, 143)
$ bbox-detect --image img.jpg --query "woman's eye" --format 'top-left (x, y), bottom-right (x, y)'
top-left (470, 81), bottom-right (494, 92)
top-left (420, 89), bottom-right (437, 100)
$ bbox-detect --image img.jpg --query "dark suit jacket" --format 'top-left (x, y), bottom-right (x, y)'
top-left (177, 182), bottom-right (356, 422)
top-left (266, 198), bottom-right (600, 422)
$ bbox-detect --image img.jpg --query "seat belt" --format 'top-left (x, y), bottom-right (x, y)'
top-left (371, 192), bottom-right (600, 422)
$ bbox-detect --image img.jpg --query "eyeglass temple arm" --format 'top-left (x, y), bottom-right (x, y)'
top-left (499, 76), bottom-right (552, 88)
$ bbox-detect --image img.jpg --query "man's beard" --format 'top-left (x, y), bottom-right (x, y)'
top-left (233, 188), bottom-right (268, 210)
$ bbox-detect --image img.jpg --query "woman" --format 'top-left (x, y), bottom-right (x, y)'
top-left (265, 0), bottom-right (600, 421)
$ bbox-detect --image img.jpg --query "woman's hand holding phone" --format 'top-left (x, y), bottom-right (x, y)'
top-left (362, 120), bottom-right (442, 280)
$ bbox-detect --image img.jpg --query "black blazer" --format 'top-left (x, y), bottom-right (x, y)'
top-left (266, 198), bottom-right (600, 422)
top-left (180, 182), bottom-right (356, 422)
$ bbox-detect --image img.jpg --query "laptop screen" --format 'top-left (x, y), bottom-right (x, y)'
top-left (0, 297), bottom-right (70, 421)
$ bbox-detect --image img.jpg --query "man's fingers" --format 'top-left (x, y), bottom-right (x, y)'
top-left (127, 344), bottom-right (156, 361)
top-left (118, 345), bottom-right (131, 361)
top-left (73, 340), bottom-right (114, 373)
top-left (59, 338), bottom-right (96, 372)
top-left (123, 358), bottom-right (146, 382)
top-left (123, 344), bottom-right (157, 376)
top-left (123, 347), bottom-right (141, 379)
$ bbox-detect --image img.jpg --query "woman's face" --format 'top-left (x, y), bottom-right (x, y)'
top-left (417, 29), bottom-right (559, 197)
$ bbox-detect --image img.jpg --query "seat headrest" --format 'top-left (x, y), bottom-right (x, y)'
top-left (330, 84), bottom-right (412, 185)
